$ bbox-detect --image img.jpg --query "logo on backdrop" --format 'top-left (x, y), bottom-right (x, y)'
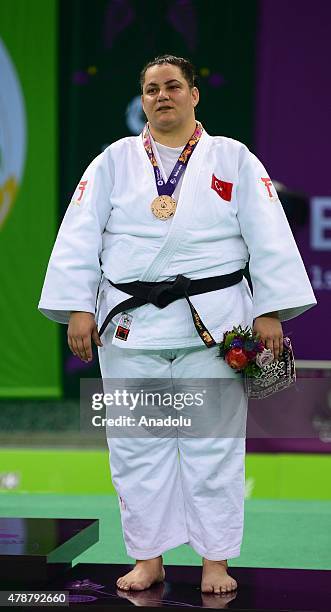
top-left (125, 95), bottom-right (145, 135)
top-left (0, 39), bottom-right (27, 229)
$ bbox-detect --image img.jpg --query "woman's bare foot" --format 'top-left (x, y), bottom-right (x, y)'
top-left (201, 559), bottom-right (238, 594)
top-left (116, 555), bottom-right (165, 591)
top-left (116, 581), bottom-right (165, 605)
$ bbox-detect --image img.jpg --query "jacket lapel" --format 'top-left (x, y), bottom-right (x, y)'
top-left (138, 129), bottom-right (212, 282)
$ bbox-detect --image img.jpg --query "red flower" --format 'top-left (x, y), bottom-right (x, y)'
top-left (225, 347), bottom-right (249, 370)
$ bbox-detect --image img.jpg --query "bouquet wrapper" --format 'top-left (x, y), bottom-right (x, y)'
top-left (244, 337), bottom-right (296, 399)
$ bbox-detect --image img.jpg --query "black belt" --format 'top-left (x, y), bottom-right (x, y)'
top-left (98, 269), bottom-right (244, 347)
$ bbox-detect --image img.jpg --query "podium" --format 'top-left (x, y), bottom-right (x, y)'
top-left (0, 517), bottom-right (98, 586)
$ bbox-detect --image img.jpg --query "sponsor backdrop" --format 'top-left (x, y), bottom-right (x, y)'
top-left (0, 0), bottom-right (59, 396)
top-left (248, 0), bottom-right (331, 453)
top-left (0, 0), bottom-right (330, 460)
top-left (256, 0), bottom-right (331, 364)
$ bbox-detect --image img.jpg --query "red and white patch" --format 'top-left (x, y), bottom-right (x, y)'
top-left (261, 177), bottom-right (278, 201)
top-left (211, 174), bottom-right (233, 202)
top-left (74, 180), bottom-right (88, 204)
top-left (114, 313), bottom-right (133, 341)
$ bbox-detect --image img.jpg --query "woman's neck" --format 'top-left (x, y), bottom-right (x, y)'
top-left (149, 118), bottom-right (198, 148)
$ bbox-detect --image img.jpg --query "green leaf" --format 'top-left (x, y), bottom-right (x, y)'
top-left (224, 332), bottom-right (237, 348)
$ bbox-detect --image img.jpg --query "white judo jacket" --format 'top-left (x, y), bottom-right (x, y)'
top-left (38, 128), bottom-right (316, 349)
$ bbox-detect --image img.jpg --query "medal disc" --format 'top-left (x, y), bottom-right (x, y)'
top-left (151, 195), bottom-right (177, 220)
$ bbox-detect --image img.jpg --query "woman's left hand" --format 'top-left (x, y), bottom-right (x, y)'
top-left (253, 313), bottom-right (284, 361)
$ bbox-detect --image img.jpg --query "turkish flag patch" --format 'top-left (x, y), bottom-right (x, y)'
top-left (211, 174), bottom-right (233, 202)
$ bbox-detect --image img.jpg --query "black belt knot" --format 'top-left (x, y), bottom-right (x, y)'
top-left (97, 269), bottom-right (244, 348)
top-left (147, 274), bottom-right (192, 307)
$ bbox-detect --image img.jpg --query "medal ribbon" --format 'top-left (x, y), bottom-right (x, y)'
top-left (142, 122), bottom-right (203, 196)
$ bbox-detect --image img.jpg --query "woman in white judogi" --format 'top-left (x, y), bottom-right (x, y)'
top-left (38, 55), bottom-right (316, 594)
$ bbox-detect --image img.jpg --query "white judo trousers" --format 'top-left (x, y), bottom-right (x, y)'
top-left (98, 333), bottom-right (248, 561)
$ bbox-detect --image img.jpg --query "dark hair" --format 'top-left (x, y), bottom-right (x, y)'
top-left (140, 54), bottom-right (197, 92)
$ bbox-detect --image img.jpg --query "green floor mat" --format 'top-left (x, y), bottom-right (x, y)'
top-left (0, 494), bottom-right (330, 569)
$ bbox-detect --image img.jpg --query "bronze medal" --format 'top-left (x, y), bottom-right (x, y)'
top-left (151, 195), bottom-right (177, 220)
top-left (143, 122), bottom-right (203, 221)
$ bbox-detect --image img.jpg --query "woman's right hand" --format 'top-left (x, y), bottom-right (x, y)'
top-left (68, 312), bottom-right (103, 362)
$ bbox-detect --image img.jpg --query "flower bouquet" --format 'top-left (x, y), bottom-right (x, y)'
top-left (218, 325), bottom-right (296, 399)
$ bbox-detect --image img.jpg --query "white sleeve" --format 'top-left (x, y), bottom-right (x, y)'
top-left (38, 149), bottom-right (114, 324)
top-left (236, 146), bottom-right (317, 321)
